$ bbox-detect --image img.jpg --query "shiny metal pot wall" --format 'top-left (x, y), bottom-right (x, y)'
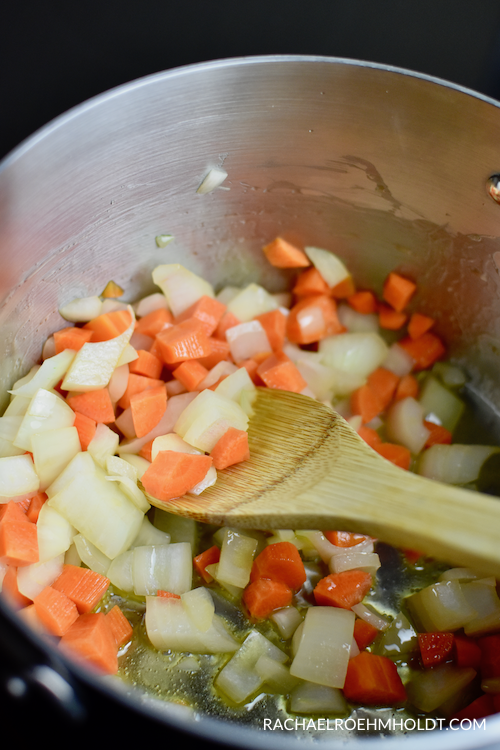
top-left (1, 56), bottom-right (500, 749)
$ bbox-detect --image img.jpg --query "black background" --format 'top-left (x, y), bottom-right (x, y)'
top-left (3, 0), bottom-right (500, 162)
top-left (3, 0), bottom-right (500, 742)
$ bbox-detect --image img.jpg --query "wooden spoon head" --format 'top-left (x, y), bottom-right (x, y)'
top-left (144, 387), bottom-right (369, 525)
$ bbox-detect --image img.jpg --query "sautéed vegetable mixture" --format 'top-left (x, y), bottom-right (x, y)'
top-left (0, 237), bottom-right (499, 731)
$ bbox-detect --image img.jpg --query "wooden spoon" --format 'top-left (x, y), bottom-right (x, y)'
top-left (145, 387), bottom-right (500, 576)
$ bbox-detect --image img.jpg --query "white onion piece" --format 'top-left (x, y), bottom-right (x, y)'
top-left (214, 367), bottom-right (256, 403)
top-left (295, 530), bottom-right (339, 563)
top-left (3, 395), bottom-right (30, 418)
top-left (381, 342), bottom-right (415, 377)
top-left (204, 563), bottom-right (243, 598)
top-left (295, 358), bottom-right (336, 402)
top-left (133, 292), bottom-right (169, 318)
top-left (304, 246), bottom-right (350, 288)
top-left (151, 433), bottom-right (201, 462)
top-left (139, 542), bottom-right (191, 595)
top-left (14, 389), bottom-right (75, 452)
top-left (152, 510), bottom-right (197, 547)
top-left (216, 286), bottom-right (241, 305)
top-left (290, 682), bottom-right (348, 715)
top-left (270, 606), bottom-right (304, 640)
top-left (347, 415), bottom-right (363, 432)
top-left (107, 549), bottom-right (134, 592)
top-left (319, 332), bottom-right (388, 379)
top-left (385, 397), bottom-right (430, 455)
top-left (133, 544), bottom-right (176, 595)
top-left (418, 444), bottom-right (499, 484)
top-left (215, 630), bottom-right (287, 703)
top-left (61, 306), bottom-right (135, 391)
top-left (290, 607), bottom-right (355, 688)
top-left (331, 369), bottom-right (367, 397)
top-left (17, 554), bottom-right (64, 600)
top-left (32, 426), bottom-right (81, 490)
top-left (174, 390), bottom-right (248, 453)
top-left (64, 543), bottom-right (81, 566)
top-left (255, 654), bottom-right (300, 693)
top-left (0, 416), bottom-right (23, 441)
top-left (406, 664), bottom-right (476, 713)
top-left (337, 304), bottom-right (379, 333)
top-left (118, 392), bottom-right (198, 455)
top-left (0, 437), bottom-right (26, 459)
top-left (108, 364), bottom-right (129, 404)
top-left (48, 470), bottom-right (144, 559)
top-left (418, 375), bottom-right (465, 432)
top-left (145, 596), bottom-right (238, 653)
top-left (116, 344), bottom-right (138, 368)
top-left (152, 264), bottom-right (214, 317)
top-left (88, 423), bottom-right (119, 469)
top-left (106, 455), bottom-right (137, 482)
top-left (227, 283), bottom-right (278, 323)
top-left (59, 296), bottom-right (103, 323)
top-left (166, 379), bottom-right (187, 396)
top-left (217, 528), bottom-right (258, 588)
top-left (461, 581), bottom-right (500, 636)
top-left (101, 299), bottom-right (128, 314)
top-left (72, 534), bottom-right (111, 575)
top-left (439, 567), bottom-right (484, 582)
top-left (196, 167), bottom-right (228, 194)
top-left (196, 361), bottom-right (238, 391)
top-left (120, 454), bottom-right (150, 479)
top-left (105, 476), bottom-right (150, 513)
top-left (114, 408), bottom-right (136, 439)
top-left (42, 336), bottom-right (56, 360)
top-left (0, 454), bottom-right (40, 498)
top-left (129, 331), bottom-right (154, 351)
top-left (11, 350), bottom-right (76, 399)
top-left (36, 503), bottom-right (76, 562)
top-left (349, 637), bottom-right (360, 659)
top-left (188, 465), bottom-right (217, 495)
top-left (45, 451), bottom-right (96, 499)
top-left (226, 321), bottom-right (272, 363)
top-left (181, 587), bottom-right (215, 632)
top-left (131, 515), bottom-right (170, 548)
top-left (433, 362), bottom-right (467, 388)
top-left (329, 551), bottom-right (381, 575)
top-left (378, 613), bottom-right (418, 656)
top-left (351, 603), bottom-right (391, 631)
top-left (406, 580), bottom-right (477, 632)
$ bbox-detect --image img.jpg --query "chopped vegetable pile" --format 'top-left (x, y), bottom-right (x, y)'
top-left (1, 235), bottom-right (500, 731)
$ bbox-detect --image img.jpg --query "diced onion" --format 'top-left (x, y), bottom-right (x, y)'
top-left (329, 551), bottom-right (381, 575)
top-left (385, 397), bottom-right (430, 455)
top-left (152, 264), bottom-right (214, 317)
top-left (133, 544), bottom-right (177, 595)
top-left (406, 664), bottom-right (476, 713)
top-left (351, 603), bottom-right (391, 631)
top-left (181, 587), bottom-right (215, 632)
top-left (417, 444), bottom-right (499, 485)
top-left (73, 534), bottom-right (111, 575)
top-left (174, 390), bottom-right (248, 453)
top-left (381, 343), bottom-right (415, 377)
top-left (114, 408), bottom-right (136, 439)
top-left (45, 451), bottom-right (96, 499)
top-left (337, 304), bottom-right (379, 333)
top-left (439, 567), bottom-right (484, 582)
top-left (377, 613), bottom-right (418, 655)
top-left (270, 606), bottom-right (304, 640)
top-left (36, 503), bottom-right (76, 562)
top-left (131, 515), bottom-right (170, 547)
top-left (105, 475), bottom-right (150, 513)
top-left (133, 292), bottom-right (169, 317)
top-left (255, 654), bottom-right (300, 693)
top-left (304, 246), bottom-right (350, 288)
top-left (14, 389), bottom-right (76, 452)
top-left (10, 350), bottom-right (75, 399)
top-left (295, 357), bottom-right (336, 402)
top-left (58, 296), bottom-right (103, 323)
top-left (107, 550), bottom-right (134, 592)
top-left (217, 528), bottom-right (258, 588)
top-left (433, 362), bottom-right (467, 388)
top-left (295, 530), bottom-right (339, 563)
top-left (418, 375), bottom-right (465, 432)
top-left (108, 364), bottom-right (129, 404)
top-left (17, 554), bottom-right (64, 600)
top-left (88, 423), bottom-right (119, 468)
top-left (196, 167), bottom-right (228, 194)
top-left (32, 426), bottom-right (81, 490)
top-left (289, 682), bottom-right (348, 715)
top-left (227, 283), bottom-right (278, 323)
top-left (0, 454), bottom-right (40, 498)
top-left (42, 336), bottom-right (56, 360)
top-left (155, 234), bottom-right (174, 248)
top-left (118, 392), bottom-right (198, 455)
top-left (151, 433), bottom-right (201, 461)
top-left (120, 454), bottom-right (150, 479)
top-left (197, 361), bottom-right (239, 391)
top-left (319, 332), bottom-right (388, 379)
top-left (187, 465), bottom-right (217, 495)
top-left (406, 580), bottom-right (477, 632)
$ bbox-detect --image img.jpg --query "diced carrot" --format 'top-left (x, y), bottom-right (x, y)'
top-left (293, 267), bottom-right (331, 297)
top-left (250, 541), bottom-right (306, 590)
top-left (353, 618), bottom-right (379, 650)
top-left (418, 632), bottom-right (454, 667)
top-left (454, 635), bottom-right (482, 670)
top-left (347, 290), bottom-right (377, 315)
top-left (343, 652), bottom-right (406, 705)
top-left (408, 312), bottom-right (435, 340)
top-left (128, 349), bottom-right (163, 379)
top-left (239, 359), bottom-right (260, 383)
top-left (287, 295), bottom-right (345, 345)
top-left (451, 694), bottom-right (496, 722)
top-left (26, 492), bottom-right (47, 524)
top-left (138, 440), bottom-right (154, 462)
top-left (357, 426), bottom-right (382, 449)
top-left (210, 427), bottom-right (250, 470)
top-left (196, 337), bottom-right (232, 370)
top-left (157, 590), bottom-right (181, 599)
top-left (243, 578), bottom-right (293, 620)
top-left (398, 332), bottom-right (446, 370)
top-left (262, 237), bottom-right (310, 268)
top-left (382, 272), bottom-right (416, 312)
top-left (73, 411), bottom-right (97, 452)
top-left (403, 548), bottom-right (424, 564)
top-left (193, 545), bottom-right (221, 583)
top-left (52, 564), bottom-right (110, 614)
top-left (324, 531), bottom-right (370, 547)
top-left (254, 309), bottom-right (287, 352)
top-left (256, 352), bottom-right (307, 394)
top-left (2, 566), bottom-right (32, 608)
top-left (172, 360), bottom-right (209, 392)
top-left (106, 604), bottom-right (133, 647)
top-left (367, 368), bottom-right (400, 411)
top-left (330, 275), bottom-right (356, 299)
top-left (478, 634), bottom-right (500, 681)
top-left (378, 304), bottom-right (407, 330)
top-left (423, 421), bottom-right (453, 447)
top-left (213, 311), bottom-right (241, 341)
top-left (135, 307), bottom-right (173, 338)
top-left (155, 319), bottom-right (212, 365)
top-left (0, 503), bottom-right (38, 567)
top-left (117, 373), bottom-right (166, 410)
top-left (373, 442), bottom-right (411, 470)
top-left (394, 373), bottom-right (419, 401)
top-left (141, 451), bottom-right (213, 502)
top-left (83, 309), bottom-right (132, 342)
top-left (53, 326), bottom-right (94, 354)
top-left (59, 612), bottom-right (118, 674)
top-left (314, 570), bottom-right (373, 610)
top-left (130, 384), bottom-right (167, 438)
top-left (33, 586), bottom-right (79, 636)
top-left (174, 295), bottom-right (227, 337)
top-left (350, 384), bottom-right (384, 424)
top-left (67, 388), bottom-right (115, 424)
top-left (0, 501), bottom-right (29, 524)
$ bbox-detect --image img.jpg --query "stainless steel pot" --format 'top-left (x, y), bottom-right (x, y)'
top-left (1, 55), bottom-right (500, 749)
